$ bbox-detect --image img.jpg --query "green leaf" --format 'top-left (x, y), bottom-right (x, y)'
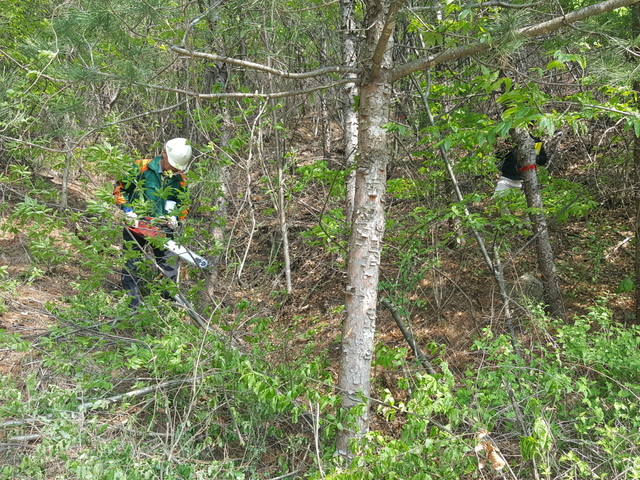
top-left (546, 60), bottom-right (566, 71)
top-left (616, 277), bottom-right (634, 293)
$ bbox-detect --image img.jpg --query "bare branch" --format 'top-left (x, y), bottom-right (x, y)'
top-left (467, 1), bottom-right (541, 7)
top-left (0, 48), bottom-right (67, 85)
top-left (182, 0), bottom-right (225, 46)
top-left (560, 101), bottom-right (640, 118)
top-left (77, 376), bottom-right (203, 412)
top-left (392, 0), bottom-right (640, 82)
top-left (130, 78), bottom-right (358, 100)
top-left (75, 101), bottom-right (189, 144)
top-left (0, 135), bottom-right (66, 153)
top-left (295, 0), bottom-right (340, 11)
top-left (380, 297), bottom-right (437, 375)
top-left (0, 102), bottom-right (189, 153)
top-left (171, 45), bottom-right (359, 79)
top-left (410, 1), bottom-right (541, 10)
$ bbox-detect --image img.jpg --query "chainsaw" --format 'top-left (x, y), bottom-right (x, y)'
top-left (127, 217), bottom-right (209, 269)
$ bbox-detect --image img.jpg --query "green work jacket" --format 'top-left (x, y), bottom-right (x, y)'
top-left (113, 156), bottom-right (188, 218)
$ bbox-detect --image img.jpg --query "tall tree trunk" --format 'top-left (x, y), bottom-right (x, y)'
top-left (336, 0), bottom-right (401, 458)
top-left (321, 38), bottom-right (332, 160)
top-left (634, 84), bottom-right (640, 322)
top-left (342, 0), bottom-right (359, 225)
top-left (275, 121), bottom-right (292, 293)
top-left (205, 106), bottom-right (230, 296)
top-left (511, 128), bottom-right (565, 318)
top-left (635, 177), bottom-right (640, 322)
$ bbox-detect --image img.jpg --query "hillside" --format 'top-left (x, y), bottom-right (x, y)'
top-left (1, 122), bottom-right (640, 479)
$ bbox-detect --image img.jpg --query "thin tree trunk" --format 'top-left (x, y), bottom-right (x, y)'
top-left (61, 136), bottom-right (72, 208)
top-left (418, 71), bottom-right (520, 355)
top-left (512, 128), bottom-right (565, 319)
top-left (321, 38), bottom-right (332, 160)
top-left (275, 128), bottom-right (292, 293)
top-left (264, 15), bottom-right (292, 293)
top-left (205, 108), bottom-right (230, 295)
top-left (342, 0), bottom-right (359, 225)
top-left (635, 184), bottom-right (640, 322)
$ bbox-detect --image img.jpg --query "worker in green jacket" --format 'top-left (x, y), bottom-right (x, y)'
top-left (113, 138), bottom-right (192, 309)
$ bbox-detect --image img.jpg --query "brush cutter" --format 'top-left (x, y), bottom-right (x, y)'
top-left (127, 217), bottom-right (209, 269)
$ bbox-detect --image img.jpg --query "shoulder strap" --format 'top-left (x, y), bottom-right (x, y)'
top-left (135, 158), bottom-right (153, 174)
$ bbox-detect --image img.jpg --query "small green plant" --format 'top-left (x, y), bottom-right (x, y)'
top-left (301, 208), bottom-right (348, 254)
top-left (19, 266), bottom-right (45, 284)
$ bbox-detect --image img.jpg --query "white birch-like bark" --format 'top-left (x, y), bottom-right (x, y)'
top-left (342, 0), bottom-right (359, 225)
top-left (336, 0), bottom-right (403, 457)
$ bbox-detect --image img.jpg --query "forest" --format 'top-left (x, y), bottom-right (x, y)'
top-left (1, 0), bottom-right (640, 478)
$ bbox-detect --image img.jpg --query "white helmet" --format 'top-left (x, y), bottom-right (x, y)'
top-left (165, 138), bottom-right (192, 169)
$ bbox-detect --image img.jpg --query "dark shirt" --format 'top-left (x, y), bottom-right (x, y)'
top-left (497, 136), bottom-right (548, 181)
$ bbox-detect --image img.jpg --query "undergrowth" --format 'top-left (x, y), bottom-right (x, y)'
top-left (2, 284), bottom-right (640, 479)
top-left (323, 303), bottom-right (640, 480)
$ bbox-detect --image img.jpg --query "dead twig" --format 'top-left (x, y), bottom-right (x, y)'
top-left (379, 297), bottom-right (437, 375)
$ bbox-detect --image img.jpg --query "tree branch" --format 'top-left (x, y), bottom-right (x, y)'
top-left (0, 48), bottom-right (67, 85)
top-left (77, 376), bottom-right (202, 412)
top-left (0, 135), bottom-right (67, 153)
top-left (294, 0), bottom-right (340, 11)
top-left (409, 1), bottom-right (541, 10)
top-left (392, 0), bottom-right (640, 82)
top-left (131, 78), bottom-right (358, 100)
top-left (468, 1), bottom-right (541, 8)
top-left (171, 45), bottom-right (359, 79)
top-left (379, 297), bottom-right (437, 375)
top-left (371, 0), bottom-right (405, 79)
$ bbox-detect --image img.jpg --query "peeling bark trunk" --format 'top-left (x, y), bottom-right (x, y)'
top-left (336, 81), bottom-right (390, 455)
top-left (336, 0), bottom-right (401, 457)
top-left (342, 0), bottom-right (359, 225)
top-left (512, 128), bottom-right (565, 319)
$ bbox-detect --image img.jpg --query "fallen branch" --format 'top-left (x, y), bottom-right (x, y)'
top-left (77, 376), bottom-right (202, 412)
top-left (604, 235), bottom-right (634, 260)
top-left (2, 376), bottom-right (202, 443)
top-left (379, 297), bottom-right (437, 375)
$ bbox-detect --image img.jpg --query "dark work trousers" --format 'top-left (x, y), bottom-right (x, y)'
top-left (121, 227), bottom-right (179, 308)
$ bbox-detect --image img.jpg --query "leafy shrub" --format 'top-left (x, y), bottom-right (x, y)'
top-left (320, 302), bottom-right (640, 479)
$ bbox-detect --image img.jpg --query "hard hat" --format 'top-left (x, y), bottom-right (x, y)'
top-left (165, 138), bottom-right (192, 169)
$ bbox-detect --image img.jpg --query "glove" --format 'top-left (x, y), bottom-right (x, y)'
top-left (165, 216), bottom-right (179, 231)
top-left (121, 207), bottom-right (139, 227)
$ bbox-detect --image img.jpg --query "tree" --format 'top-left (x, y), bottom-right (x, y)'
top-left (335, 0), bottom-right (640, 454)
top-left (335, 0), bottom-right (402, 456)
top-left (512, 127), bottom-right (565, 318)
